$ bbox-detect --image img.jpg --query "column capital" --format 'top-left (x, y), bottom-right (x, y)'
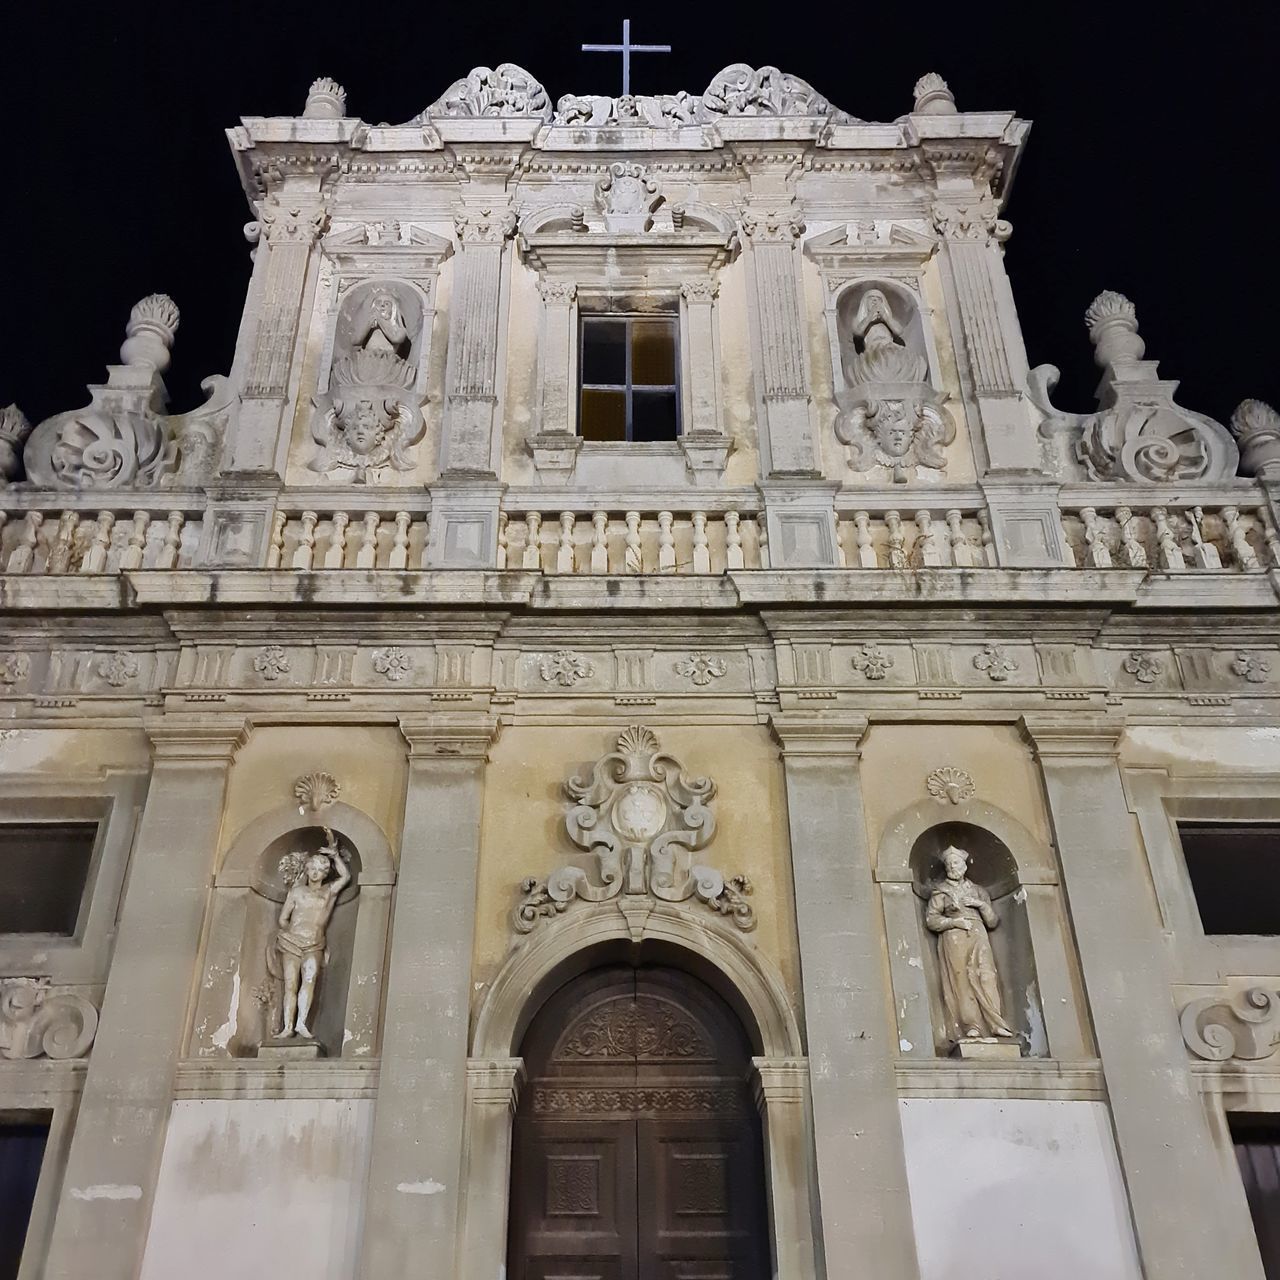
top-left (769, 712), bottom-right (869, 758)
top-left (399, 712), bottom-right (501, 761)
top-left (466, 1056), bottom-right (526, 1111)
top-left (751, 1055), bottom-right (810, 1113)
top-left (145, 713), bottom-right (250, 763)
top-left (1019, 713), bottom-right (1124, 760)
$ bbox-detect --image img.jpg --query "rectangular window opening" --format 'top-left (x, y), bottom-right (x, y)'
top-left (579, 313), bottom-right (679, 443)
top-left (0, 1113), bottom-right (51, 1280)
top-left (0, 823), bottom-right (98, 937)
top-left (1230, 1113), bottom-right (1280, 1277)
top-left (1177, 822), bottom-right (1280, 936)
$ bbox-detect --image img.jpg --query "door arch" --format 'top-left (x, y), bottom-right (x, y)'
top-left (508, 963), bottom-right (771, 1279)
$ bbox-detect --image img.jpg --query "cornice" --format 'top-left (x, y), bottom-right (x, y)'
top-left (399, 711), bottom-right (501, 760)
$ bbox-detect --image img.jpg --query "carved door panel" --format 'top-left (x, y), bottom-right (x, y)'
top-left (508, 965), bottom-right (770, 1280)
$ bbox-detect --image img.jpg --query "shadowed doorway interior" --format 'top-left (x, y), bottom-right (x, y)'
top-left (508, 963), bottom-right (770, 1279)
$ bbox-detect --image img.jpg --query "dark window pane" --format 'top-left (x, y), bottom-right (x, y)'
top-left (580, 318), bottom-right (627, 386)
top-left (580, 388), bottom-right (627, 442)
top-left (1230, 1114), bottom-right (1280, 1277)
top-left (631, 320), bottom-right (676, 386)
top-left (0, 824), bottom-right (96, 935)
top-left (0, 1116), bottom-right (50, 1280)
top-left (631, 390), bottom-right (679, 442)
top-left (1178, 823), bottom-right (1280, 935)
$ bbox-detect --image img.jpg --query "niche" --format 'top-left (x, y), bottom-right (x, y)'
top-left (328, 280), bottom-right (426, 391)
top-left (909, 821), bottom-right (1047, 1058)
top-left (834, 280), bottom-right (930, 393)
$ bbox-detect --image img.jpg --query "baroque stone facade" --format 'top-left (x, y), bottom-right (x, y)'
top-left (2, 60), bottom-right (1279, 1280)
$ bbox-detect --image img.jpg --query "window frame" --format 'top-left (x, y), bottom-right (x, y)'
top-left (0, 821), bottom-right (100, 941)
top-left (577, 310), bottom-right (682, 444)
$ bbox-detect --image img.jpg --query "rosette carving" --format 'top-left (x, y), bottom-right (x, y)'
top-left (515, 726), bottom-right (755, 933)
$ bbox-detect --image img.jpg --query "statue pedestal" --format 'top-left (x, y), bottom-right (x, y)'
top-left (257, 1037), bottom-right (325, 1061)
top-left (953, 1038), bottom-right (1022, 1062)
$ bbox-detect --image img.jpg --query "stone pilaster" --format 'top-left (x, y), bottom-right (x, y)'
top-left (229, 196), bottom-right (329, 475)
top-left (457, 1058), bottom-right (525, 1280)
top-left (677, 279), bottom-right (732, 478)
top-left (770, 714), bottom-right (921, 1280)
top-left (42, 715), bottom-right (249, 1280)
top-left (440, 207), bottom-right (517, 476)
top-left (1022, 716), bottom-right (1265, 1280)
top-left (529, 280), bottom-right (582, 474)
top-left (358, 712), bottom-right (500, 1280)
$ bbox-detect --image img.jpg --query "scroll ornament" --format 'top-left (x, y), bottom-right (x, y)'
top-left (0, 978), bottom-right (99, 1060)
top-left (1029, 291), bottom-right (1238, 483)
top-left (1180, 987), bottom-right (1280, 1062)
top-left (515, 726), bottom-right (755, 933)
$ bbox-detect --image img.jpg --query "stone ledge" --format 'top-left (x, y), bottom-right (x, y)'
top-left (174, 1056), bottom-right (380, 1100)
top-left (895, 1057), bottom-right (1105, 1101)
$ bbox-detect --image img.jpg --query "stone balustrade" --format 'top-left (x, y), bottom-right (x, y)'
top-left (833, 504), bottom-right (994, 569)
top-left (0, 504), bottom-right (200, 574)
top-left (267, 506), bottom-right (433, 570)
top-left (1058, 498), bottom-right (1280, 572)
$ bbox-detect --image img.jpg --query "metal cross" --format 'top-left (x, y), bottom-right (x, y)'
top-left (582, 19), bottom-right (671, 96)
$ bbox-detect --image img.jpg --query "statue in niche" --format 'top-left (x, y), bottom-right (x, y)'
top-left (835, 287), bottom-right (953, 482)
top-left (267, 828), bottom-right (352, 1040)
top-left (924, 846), bottom-right (1016, 1044)
top-left (338, 288), bottom-right (412, 382)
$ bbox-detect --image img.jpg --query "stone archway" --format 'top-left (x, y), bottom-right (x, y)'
top-left (460, 903), bottom-right (819, 1280)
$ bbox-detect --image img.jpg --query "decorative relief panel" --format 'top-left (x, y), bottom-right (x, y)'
top-left (0, 978), bottom-right (99, 1060)
top-left (515, 726), bottom-right (755, 933)
top-left (1181, 988), bottom-right (1280, 1063)
top-left (557, 995), bottom-right (712, 1061)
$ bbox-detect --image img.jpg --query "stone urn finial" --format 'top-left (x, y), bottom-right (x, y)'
top-left (1231, 399), bottom-right (1280, 479)
top-left (119, 294), bottom-right (180, 373)
top-left (913, 73), bottom-right (957, 115)
top-left (304, 77), bottom-right (347, 119)
top-left (0, 405), bottom-right (32, 483)
top-left (1084, 290), bottom-right (1144, 372)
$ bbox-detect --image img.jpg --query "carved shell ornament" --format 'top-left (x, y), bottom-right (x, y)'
top-left (294, 772), bottom-right (340, 813)
top-left (515, 726), bottom-right (755, 934)
top-left (926, 766), bottom-right (975, 806)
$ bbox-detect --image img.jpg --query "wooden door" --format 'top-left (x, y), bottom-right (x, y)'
top-left (509, 965), bottom-right (770, 1280)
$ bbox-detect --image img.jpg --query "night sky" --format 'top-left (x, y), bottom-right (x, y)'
top-left (4, 2), bottom-right (1276, 431)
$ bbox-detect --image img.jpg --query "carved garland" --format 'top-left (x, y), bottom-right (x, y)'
top-left (515, 726), bottom-right (755, 933)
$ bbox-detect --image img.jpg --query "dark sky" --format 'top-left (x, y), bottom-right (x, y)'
top-left (3, 2), bottom-right (1276, 430)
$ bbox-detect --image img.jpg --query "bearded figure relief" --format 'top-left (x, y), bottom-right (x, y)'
top-left (834, 286), bottom-right (954, 482)
top-left (310, 284), bottom-right (426, 483)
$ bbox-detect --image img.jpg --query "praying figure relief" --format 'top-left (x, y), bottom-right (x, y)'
top-left (268, 829), bottom-right (352, 1040)
top-left (924, 846), bottom-right (1016, 1045)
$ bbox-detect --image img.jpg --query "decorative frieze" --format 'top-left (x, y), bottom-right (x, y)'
top-left (674, 653), bottom-right (727, 686)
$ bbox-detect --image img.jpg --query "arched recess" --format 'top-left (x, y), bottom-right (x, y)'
top-left (460, 902), bottom-right (818, 1280)
top-left (188, 801), bottom-right (396, 1060)
top-left (876, 796), bottom-right (1090, 1062)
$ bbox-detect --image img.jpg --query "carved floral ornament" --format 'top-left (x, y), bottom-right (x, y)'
top-left (0, 978), bottom-right (99, 1061)
top-left (515, 726), bottom-right (755, 934)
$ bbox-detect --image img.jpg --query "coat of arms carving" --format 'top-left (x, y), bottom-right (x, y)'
top-left (515, 726), bottom-right (755, 933)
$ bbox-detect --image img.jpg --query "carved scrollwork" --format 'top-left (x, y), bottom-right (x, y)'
top-left (558, 995), bottom-right (711, 1060)
top-left (0, 405), bottom-right (33, 483)
top-left (514, 725), bottom-right (756, 934)
top-left (699, 64), bottom-right (844, 121)
top-left (1180, 987), bottom-right (1280, 1062)
top-left (420, 64), bottom-right (551, 121)
top-left (0, 978), bottom-right (99, 1060)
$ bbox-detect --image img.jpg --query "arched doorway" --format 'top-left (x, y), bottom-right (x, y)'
top-left (507, 962), bottom-right (771, 1279)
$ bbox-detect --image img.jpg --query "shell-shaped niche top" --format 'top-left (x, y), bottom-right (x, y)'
top-left (406, 63), bottom-right (854, 126)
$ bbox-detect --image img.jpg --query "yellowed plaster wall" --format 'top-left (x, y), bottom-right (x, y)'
top-left (218, 725), bottom-right (407, 869)
top-left (1121, 725), bottom-right (1280, 775)
top-left (499, 257), bottom-right (543, 484)
top-left (715, 257), bottom-right (764, 486)
top-left (859, 722), bottom-right (1053, 860)
top-left (0, 727), bottom-right (151, 776)
top-left (472, 722), bottom-right (800, 1007)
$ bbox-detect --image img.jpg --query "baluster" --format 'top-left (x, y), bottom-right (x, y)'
top-left (1186, 506), bottom-right (1221, 569)
top-left (885, 510), bottom-right (907, 569)
top-left (691, 512), bottom-right (711, 573)
top-left (47, 512), bottom-right (79, 574)
top-left (7, 512), bottom-right (42, 574)
top-left (1222, 507), bottom-right (1260, 571)
top-left (496, 512), bottom-right (508, 570)
top-left (945, 509), bottom-right (977, 568)
top-left (0, 514), bottom-right (6, 565)
top-left (119, 511), bottom-right (150, 570)
top-left (624, 512), bottom-right (643, 573)
top-left (388, 511), bottom-right (411, 570)
top-left (1151, 507), bottom-right (1185, 570)
top-left (1079, 506), bottom-right (1112, 568)
top-left (356, 513), bottom-right (380, 569)
top-left (266, 511), bottom-right (287, 569)
top-left (657, 511), bottom-right (676, 573)
top-left (1114, 506), bottom-right (1147, 568)
top-left (1257, 505), bottom-right (1280, 568)
top-left (324, 512), bottom-right (350, 569)
top-left (522, 513), bottom-right (543, 570)
top-left (81, 511), bottom-right (115, 573)
top-left (419, 512), bottom-right (433, 569)
top-left (978, 509), bottom-right (997, 566)
top-left (913, 510), bottom-right (944, 567)
top-left (590, 512), bottom-right (609, 574)
top-left (556, 512), bottom-right (576, 574)
top-left (724, 510), bottom-right (744, 570)
top-left (156, 512), bottom-right (185, 569)
top-left (834, 517), bottom-right (848, 568)
top-left (851, 511), bottom-right (877, 568)
top-left (756, 516), bottom-right (770, 570)
top-left (292, 511), bottom-right (318, 570)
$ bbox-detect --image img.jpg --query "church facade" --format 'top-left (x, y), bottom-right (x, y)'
top-left (2, 59), bottom-right (1280, 1280)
